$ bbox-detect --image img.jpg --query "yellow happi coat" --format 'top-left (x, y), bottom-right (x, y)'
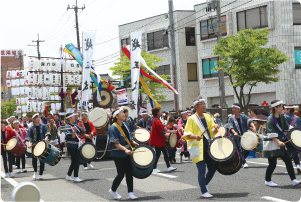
top-left (183, 113), bottom-right (217, 163)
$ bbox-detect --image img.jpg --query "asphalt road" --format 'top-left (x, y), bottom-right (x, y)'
top-left (1, 151), bottom-right (301, 202)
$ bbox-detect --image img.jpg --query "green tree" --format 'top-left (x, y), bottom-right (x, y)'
top-left (213, 28), bottom-right (289, 113)
top-left (109, 52), bottom-right (170, 106)
top-left (4, 98), bottom-right (17, 117)
top-left (1, 106), bottom-right (7, 119)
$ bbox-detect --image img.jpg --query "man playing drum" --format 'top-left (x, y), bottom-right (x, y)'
top-left (149, 106), bottom-right (177, 173)
top-left (123, 108), bottom-right (136, 133)
top-left (165, 118), bottom-right (180, 164)
top-left (263, 100), bottom-right (301, 187)
top-left (284, 103), bottom-right (301, 174)
top-left (26, 113), bottom-right (50, 180)
top-left (183, 99), bottom-right (219, 198)
top-left (78, 111), bottom-right (96, 170)
top-left (228, 103), bottom-right (256, 168)
top-left (137, 112), bottom-right (152, 131)
top-left (1, 120), bottom-right (15, 178)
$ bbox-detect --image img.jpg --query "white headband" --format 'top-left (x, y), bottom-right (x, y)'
top-left (271, 101), bottom-right (283, 108)
top-left (232, 105), bottom-right (240, 109)
top-left (10, 116), bottom-right (15, 119)
top-left (193, 99), bottom-right (205, 106)
top-left (284, 106), bottom-right (294, 109)
top-left (66, 113), bottom-right (76, 119)
top-left (32, 113), bottom-right (39, 119)
top-left (181, 111), bottom-right (187, 115)
top-left (141, 113), bottom-right (148, 115)
top-left (13, 120), bottom-right (19, 124)
top-left (81, 111), bottom-right (89, 115)
top-left (113, 109), bottom-right (123, 118)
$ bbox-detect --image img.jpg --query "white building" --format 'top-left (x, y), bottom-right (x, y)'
top-left (118, 0), bottom-right (301, 111)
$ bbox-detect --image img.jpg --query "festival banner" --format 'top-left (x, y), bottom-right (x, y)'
top-left (81, 31), bottom-right (96, 111)
top-left (117, 89), bottom-right (128, 105)
top-left (130, 31), bottom-right (142, 118)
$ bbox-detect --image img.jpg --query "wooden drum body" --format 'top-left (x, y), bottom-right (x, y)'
top-left (209, 136), bottom-right (242, 175)
top-left (241, 131), bottom-right (264, 152)
top-left (33, 141), bottom-right (61, 166)
top-left (78, 142), bottom-right (97, 164)
top-left (131, 145), bottom-right (155, 179)
top-left (6, 137), bottom-right (26, 157)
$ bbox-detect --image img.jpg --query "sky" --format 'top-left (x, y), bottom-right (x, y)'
top-left (1, 0), bottom-right (205, 78)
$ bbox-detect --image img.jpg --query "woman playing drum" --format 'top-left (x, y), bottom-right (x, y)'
top-left (262, 100), bottom-right (301, 187)
top-left (108, 108), bottom-right (139, 200)
top-left (1, 120), bottom-right (15, 178)
top-left (13, 120), bottom-right (27, 173)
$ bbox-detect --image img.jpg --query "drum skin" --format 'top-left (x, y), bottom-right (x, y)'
top-left (34, 141), bottom-right (61, 166)
top-left (209, 136), bottom-right (242, 175)
top-left (165, 133), bottom-right (177, 148)
top-left (88, 107), bottom-right (109, 129)
top-left (6, 137), bottom-right (26, 157)
top-left (78, 142), bottom-right (97, 163)
top-left (24, 140), bottom-right (33, 158)
top-left (133, 128), bottom-right (150, 145)
top-left (241, 131), bottom-right (264, 152)
top-left (286, 128), bottom-right (301, 158)
top-left (131, 145), bottom-right (155, 179)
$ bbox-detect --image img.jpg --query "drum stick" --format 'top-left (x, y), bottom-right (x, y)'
top-left (92, 116), bottom-right (102, 123)
top-left (278, 139), bottom-right (293, 147)
top-left (132, 150), bottom-right (146, 153)
top-left (131, 132), bottom-right (142, 134)
top-left (201, 127), bottom-right (208, 136)
top-left (1, 143), bottom-right (7, 146)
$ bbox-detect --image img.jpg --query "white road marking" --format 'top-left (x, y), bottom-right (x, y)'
top-left (247, 161), bottom-right (297, 169)
top-left (0, 171), bottom-right (45, 202)
top-left (262, 196), bottom-right (291, 202)
top-left (152, 172), bottom-right (178, 178)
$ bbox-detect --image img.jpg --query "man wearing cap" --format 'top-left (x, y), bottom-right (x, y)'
top-left (228, 103), bottom-right (256, 169)
top-left (183, 99), bottom-right (219, 198)
top-left (137, 112), bottom-right (151, 131)
top-left (283, 103), bottom-right (301, 174)
top-left (26, 113), bottom-right (50, 180)
top-left (78, 111), bottom-right (96, 170)
top-left (1, 120), bottom-right (16, 178)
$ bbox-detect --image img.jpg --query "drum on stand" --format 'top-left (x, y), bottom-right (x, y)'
top-left (78, 142), bottom-right (97, 164)
top-left (286, 128), bottom-right (301, 158)
top-left (164, 133), bottom-right (177, 148)
top-left (121, 106), bottom-right (135, 119)
top-left (131, 145), bottom-right (155, 179)
top-left (241, 131), bottom-right (264, 152)
top-left (88, 107), bottom-right (109, 133)
top-left (133, 128), bottom-right (150, 145)
top-left (6, 137), bottom-right (26, 157)
top-left (33, 141), bottom-right (61, 166)
top-left (208, 136), bottom-right (242, 175)
top-left (24, 140), bottom-right (33, 158)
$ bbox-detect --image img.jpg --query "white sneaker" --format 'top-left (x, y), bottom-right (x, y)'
top-left (243, 163), bottom-right (248, 168)
top-left (128, 192), bottom-right (138, 200)
top-left (152, 169), bottom-right (160, 173)
top-left (84, 167), bottom-right (88, 170)
top-left (202, 192), bottom-right (213, 198)
top-left (188, 159), bottom-right (192, 163)
top-left (39, 175), bottom-right (43, 180)
top-left (9, 172), bottom-right (15, 178)
top-left (74, 177), bottom-right (83, 182)
top-left (284, 171), bottom-right (288, 174)
top-left (61, 154), bottom-right (65, 157)
top-left (109, 189), bottom-right (121, 199)
top-left (22, 169), bottom-right (27, 173)
top-left (66, 175), bottom-right (74, 181)
top-left (13, 165), bottom-right (17, 169)
top-left (17, 169), bottom-right (21, 173)
top-left (33, 172), bottom-right (38, 179)
top-left (88, 163), bottom-right (94, 168)
top-left (292, 179), bottom-right (301, 187)
top-left (167, 167), bottom-right (177, 172)
top-left (4, 173), bottom-right (10, 178)
top-left (265, 181), bottom-right (278, 187)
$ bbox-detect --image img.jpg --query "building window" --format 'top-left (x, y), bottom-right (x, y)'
top-left (293, 3), bottom-right (301, 25)
top-left (1, 77), bottom-right (3, 84)
top-left (121, 38), bottom-right (130, 50)
top-left (202, 58), bottom-right (219, 78)
top-left (200, 16), bottom-right (227, 40)
top-left (295, 48), bottom-right (301, 69)
top-left (147, 30), bottom-right (169, 51)
top-left (187, 63), bottom-right (197, 81)
top-left (185, 28), bottom-right (195, 46)
top-left (1, 92), bottom-right (3, 100)
top-left (237, 6), bottom-right (268, 31)
top-left (150, 65), bottom-right (171, 83)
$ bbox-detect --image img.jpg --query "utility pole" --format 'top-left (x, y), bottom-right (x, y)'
top-left (67, 0), bottom-right (85, 52)
top-left (206, 0), bottom-right (226, 108)
top-left (168, 0), bottom-right (179, 114)
top-left (32, 34), bottom-right (44, 60)
top-left (14, 51), bottom-right (26, 71)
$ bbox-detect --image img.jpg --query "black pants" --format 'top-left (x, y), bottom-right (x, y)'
top-left (12, 156), bottom-right (15, 165)
top-left (167, 148), bottom-right (176, 161)
top-left (180, 143), bottom-right (190, 158)
top-left (32, 155), bottom-right (45, 175)
top-left (60, 143), bottom-right (65, 154)
top-left (67, 147), bottom-right (79, 177)
top-left (293, 154), bottom-right (300, 166)
top-left (1, 150), bottom-right (13, 173)
top-left (83, 162), bottom-right (91, 167)
top-left (111, 156), bottom-right (133, 193)
top-left (265, 152), bottom-right (296, 181)
top-left (244, 150), bottom-right (250, 160)
top-left (16, 153), bottom-right (26, 169)
top-left (153, 146), bottom-right (170, 169)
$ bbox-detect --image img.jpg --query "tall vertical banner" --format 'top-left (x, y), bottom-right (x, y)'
top-left (130, 31), bottom-right (142, 117)
top-left (81, 31), bottom-right (96, 111)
